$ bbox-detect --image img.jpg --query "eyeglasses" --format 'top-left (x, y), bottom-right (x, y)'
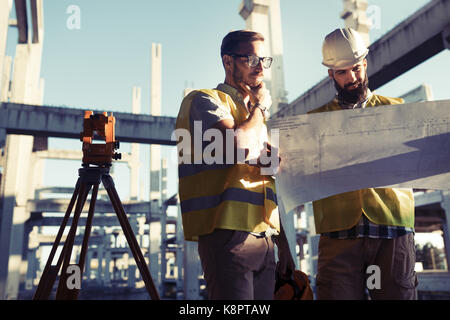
top-left (229, 54), bottom-right (273, 69)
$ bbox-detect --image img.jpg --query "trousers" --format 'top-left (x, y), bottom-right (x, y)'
top-left (316, 233), bottom-right (418, 300)
top-left (198, 228), bottom-right (276, 300)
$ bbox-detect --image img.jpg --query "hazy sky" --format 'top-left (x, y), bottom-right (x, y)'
top-left (5, 0), bottom-right (449, 209)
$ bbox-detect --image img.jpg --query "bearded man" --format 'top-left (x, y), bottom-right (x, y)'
top-left (308, 27), bottom-right (418, 300)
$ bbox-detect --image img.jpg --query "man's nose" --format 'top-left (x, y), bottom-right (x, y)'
top-left (254, 59), bottom-right (263, 71)
top-left (347, 71), bottom-right (357, 83)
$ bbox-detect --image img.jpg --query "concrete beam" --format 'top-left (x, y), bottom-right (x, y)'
top-left (274, 0), bottom-right (450, 117)
top-left (32, 216), bottom-right (146, 228)
top-left (27, 198), bottom-right (153, 214)
top-left (30, 0), bottom-right (43, 44)
top-left (417, 271), bottom-right (450, 292)
top-left (0, 128), bottom-right (5, 149)
top-left (14, 0), bottom-right (27, 44)
top-left (34, 149), bottom-right (133, 163)
top-left (0, 0), bottom-right (12, 98)
top-left (34, 186), bottom-right (107, 200)
top-left (30, 214), bottom-right (177, 226)
top-left (367, 0), bottom-right (450, 90)
top-left (0, 102), bottom-right (177, 145)
top-left (444, 23), bottom-right (450, 50)
top-left (414, 191), bottom-right (443, 207)
top-left (400, 84), bottom-right (434, 103)
top-left (30, 233), bottom-right (104, 246)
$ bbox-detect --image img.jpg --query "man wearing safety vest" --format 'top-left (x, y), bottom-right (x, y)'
top-left (175, 30), bottom-right (294, 300)
top-left (308, 27), bottom-right (418, 299)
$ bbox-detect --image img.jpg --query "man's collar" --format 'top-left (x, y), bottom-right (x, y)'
top-left (216, 83), bottom-right (246, 107)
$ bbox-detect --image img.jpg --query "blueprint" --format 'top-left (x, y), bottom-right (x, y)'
top-left (267, 100), bottom-right (450, 213)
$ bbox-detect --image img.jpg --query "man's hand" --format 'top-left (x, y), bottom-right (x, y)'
top-left (273, 225), bottom-right (296, 281)
top-left (245, 142), bottom-right (281, 176)
top-left (239, 82), bottom-right (272, 112)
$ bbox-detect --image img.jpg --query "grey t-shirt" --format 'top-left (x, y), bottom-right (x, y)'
top-left (189, 91), bottom-right (234, 134)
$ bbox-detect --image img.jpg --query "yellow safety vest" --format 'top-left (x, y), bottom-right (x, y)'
top-left (308, 94), bottom-right (415, 234)
top-left (176, 88), bottom-right (279, 241)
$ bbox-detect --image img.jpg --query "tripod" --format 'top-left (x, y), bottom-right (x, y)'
top-left (33, 164), bottom-right (160, 300)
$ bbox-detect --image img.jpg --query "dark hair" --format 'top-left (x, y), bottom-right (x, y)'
top-left (220, 30), bottom-right (265, 57)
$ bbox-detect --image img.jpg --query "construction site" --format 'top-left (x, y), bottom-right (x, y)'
top-left (0, 0), bottom-right (449, 301)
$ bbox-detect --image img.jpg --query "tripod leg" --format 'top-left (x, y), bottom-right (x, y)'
top-left (57, 182), bottom-right (99, 300)
top-left (33, 178), bottom-right (81, 300)
top-left (56, 182), bottom-right (92, 299)
top-left (102, 174), bottom-right (160, 300)
top-left (77, 183), bottom-right (99, 279)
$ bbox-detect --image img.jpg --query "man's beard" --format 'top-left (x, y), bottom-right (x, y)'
top-left (334, 73), bottom-right (369, 105)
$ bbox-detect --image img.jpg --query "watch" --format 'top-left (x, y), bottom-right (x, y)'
top-left (254, 103), bottom-right (269, 119)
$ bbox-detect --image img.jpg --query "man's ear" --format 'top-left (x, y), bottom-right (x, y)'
top-left (223, 55), bottom-right (233, 72)
top-left (328, 69), bottom-right (334, 79)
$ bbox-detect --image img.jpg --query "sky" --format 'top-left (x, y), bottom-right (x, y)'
top-left (4, 0), bottom-right (450, 229)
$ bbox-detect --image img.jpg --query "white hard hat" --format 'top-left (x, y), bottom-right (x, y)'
top-left (322, 27), bottom-right (369, 70)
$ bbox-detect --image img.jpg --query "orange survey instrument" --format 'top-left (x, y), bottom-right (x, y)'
top-left (33, 111), bottom-right (160, 300)
top-left (80, 111), bottom-right (121, 166)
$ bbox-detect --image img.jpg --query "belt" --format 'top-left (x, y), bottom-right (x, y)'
top-left (250, 228), bottom-right (279, 238)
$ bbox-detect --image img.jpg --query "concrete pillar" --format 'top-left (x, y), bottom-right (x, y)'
top-left (0, 39), bottom-right (44, 299)
top-left (239, 0), bottom-right (287, 114)
top-left (0, 128), bottom-right (5, 150)
top-left (267, 0), bottom-right (288, 112)
top-left (161, 158), bottom-right (167, 202)
top-left (148, 42), bottom-right (162, 294)
top-left (96, 244), bottom-right (104, 286)
top-left (149, 221), bottom-right (161, 290)
top-left (25, 226), bottom-right (39, 291)
top-left (276, 194), bottom-right (299, 268)
top-left (159, 204), bottom-right (168, 295)
top-left (85, 250), bottom-right (93, 280)
top-left (104, 250), bottom-right (111, 286)
top-left (440, 191), bottom-right (450, 271)
top-left (305, 201), bottom-right (319, 295)
top-left (150, 43), bottom-right (161, 202)
top-left (175, 204), bottom-right (184, 300)
top-left (0, 0), bottom-right (12, 97)
top-left (103, 233), bottom-right (111, 286)
top-left (129, 86), bottom-right (141, 201)
top-left (129, 216), bottom-right (138, 236)
top-left (136, 216), bottom-right (146, 247)
top-left (341, 0), bottom-right (372, 46)
top-left (128, 264), bottom-right (136, 288)
top-left (1, 55), bottom-right (12, 102)
top-left (0, 0), bottom-right (45, 298)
